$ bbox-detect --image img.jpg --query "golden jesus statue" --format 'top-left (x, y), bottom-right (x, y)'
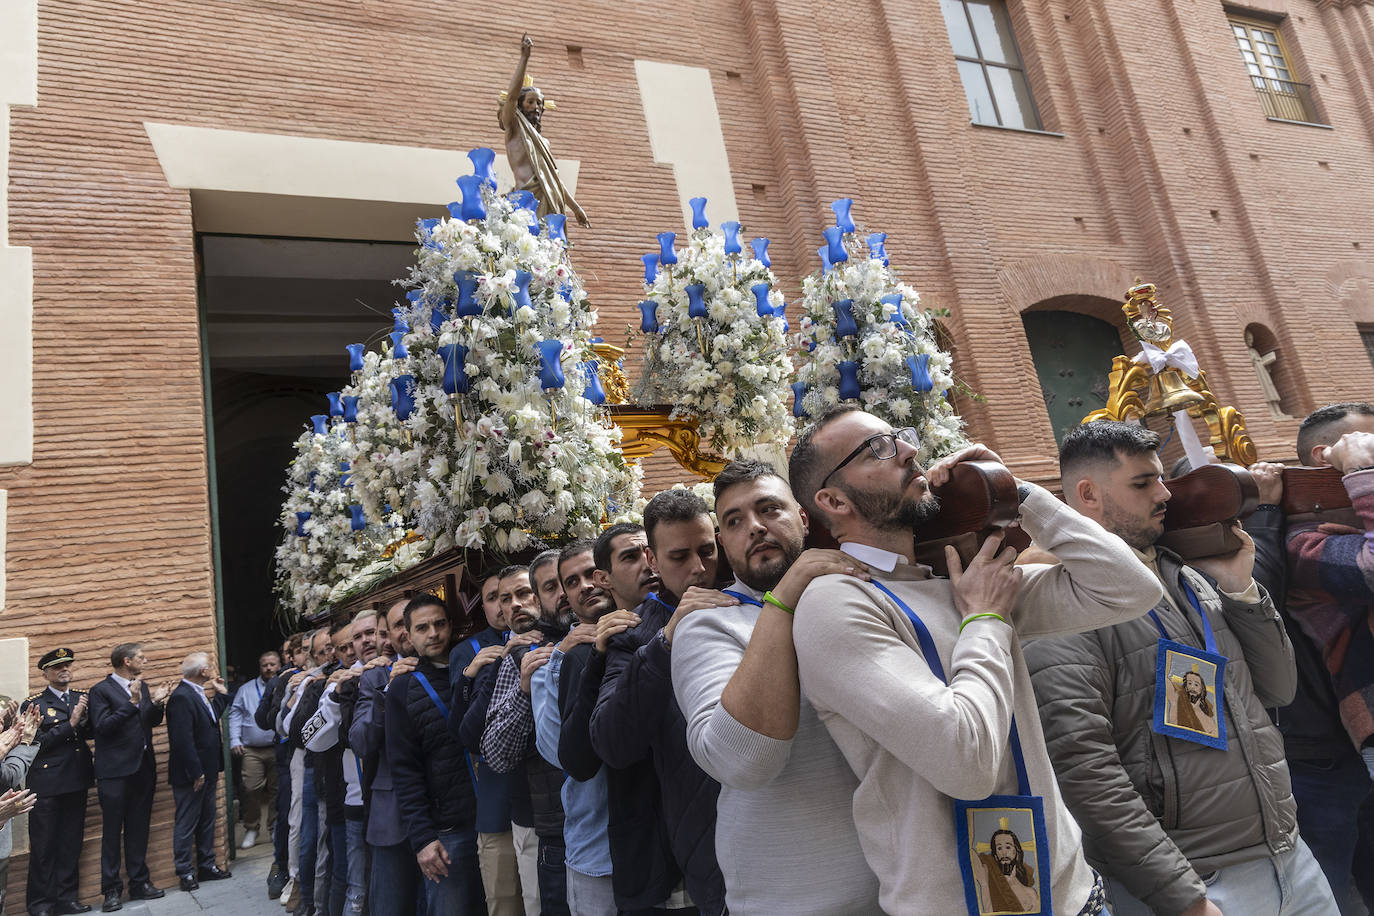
top-left (501, 34), bottom-right (590, 227)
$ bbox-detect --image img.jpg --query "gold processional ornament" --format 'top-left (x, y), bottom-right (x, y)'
top-left (592, 342), bottom-right (726, 480)
top-left (1083, 282), bottom-right (1256, 465)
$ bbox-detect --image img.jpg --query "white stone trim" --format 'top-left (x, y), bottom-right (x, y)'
top-left (634, 60), bottom-right (739, 233)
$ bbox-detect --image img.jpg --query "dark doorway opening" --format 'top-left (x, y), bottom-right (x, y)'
top-left (199, 234), bottom-right (413, 672)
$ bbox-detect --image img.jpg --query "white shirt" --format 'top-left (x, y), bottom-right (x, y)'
top-left (180, 678), bottom-right (215, 717)
top-left (840, 540), bottom-right (914, 574)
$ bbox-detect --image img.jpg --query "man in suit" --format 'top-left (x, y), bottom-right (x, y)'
top-left (165, 652), bottom-right (231, 892)
top-left (22, 647), bottom-right (94, 916)
top-left (88, 643), bottom-right (173, 912)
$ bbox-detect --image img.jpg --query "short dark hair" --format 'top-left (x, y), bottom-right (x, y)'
top-left (643, 489), bottom-right (711, 550)
top-left (713, 459), bottom-right (785, 504)
top-left (1297, 402), bottom-right (1374, 462)
top-left (789, 404), bottom-right (864, 519)
top-left (259, 650), bottom-right (281, 664)
top-left (1059, 420), bottom-right (1162, 482)
top-left (594, 523), bottom-right (644, 572)
top-left (110, 643), bottom-right (142, 670)
top-left (496, 564), bottom-right (529, 582)
top-left (558, 538), bottom-right (597, 577)
top-left (402, 592), bottom-right (447, 628)
top-left (328, 620), bottom-right (349, 637)
top-left (530, 550), bottom-right (560, 580)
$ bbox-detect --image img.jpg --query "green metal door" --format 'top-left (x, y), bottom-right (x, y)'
top-left (1022, 310), bottom-right (1122, 446)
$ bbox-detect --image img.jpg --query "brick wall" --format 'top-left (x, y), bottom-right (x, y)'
top-left (6, 0), bottom-right (1374, 907)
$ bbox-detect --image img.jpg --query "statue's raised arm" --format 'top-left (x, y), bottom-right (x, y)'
top-left (499, 32), bottom-right (590, 227)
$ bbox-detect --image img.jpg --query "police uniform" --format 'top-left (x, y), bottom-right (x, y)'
top-left (22, 648), bottom-right (94, 916)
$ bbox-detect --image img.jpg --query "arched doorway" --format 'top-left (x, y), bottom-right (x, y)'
top-left (1022, 307), bottom-right (1125, 446)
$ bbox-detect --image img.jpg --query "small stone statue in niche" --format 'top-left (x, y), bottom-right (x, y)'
top-left (1246, 330), bottom-right (1291, 419)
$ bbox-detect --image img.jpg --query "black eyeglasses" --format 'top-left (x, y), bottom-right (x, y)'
top-left (820, 427), bottom-right (920, 490)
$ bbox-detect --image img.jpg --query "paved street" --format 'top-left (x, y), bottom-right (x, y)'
top-left (118, 842), bottom-right (279, 916)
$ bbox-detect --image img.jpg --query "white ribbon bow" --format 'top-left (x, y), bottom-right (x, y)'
top-left (1133, 339), bottom-right (1199, 377)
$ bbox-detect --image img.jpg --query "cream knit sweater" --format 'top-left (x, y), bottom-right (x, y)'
top-left (793, 484), bottom-right (1162, 915)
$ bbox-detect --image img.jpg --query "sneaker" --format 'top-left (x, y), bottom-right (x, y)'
top-left (280, 878), bottom-right (298, 910)
top-left (267, 864), bottom-right (286, 900)
top-left (241, 829), bottom-right (258, 849)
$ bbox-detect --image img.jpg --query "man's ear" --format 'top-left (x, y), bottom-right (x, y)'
top-left (644, 546), bottom-right (662, 576)
top-left (591, 568), bottom-right (610, 590)
top-left (797, 505), bottom-right (810, 537)
top-left (812, 486), bottom-right (848, 521)
top-left (1070, 475), bottom-right (1098, 512)
top-left (1308, 442), bottom-right (1331, 468)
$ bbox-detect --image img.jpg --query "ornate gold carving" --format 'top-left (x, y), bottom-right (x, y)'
top-left (381, 530), bottom-right (423, 560)
top-left (608, 406), bottom-right (727, 480)
top-left (1084, 283), bottom-right (1257, 464)
top-left (592, 342), bottom-right (631, 405)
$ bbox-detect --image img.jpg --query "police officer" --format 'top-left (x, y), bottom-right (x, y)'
top-left (22, 648), bottom-right (94, 916)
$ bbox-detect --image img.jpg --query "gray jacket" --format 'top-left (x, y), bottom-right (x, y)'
top-left (1025, 548), bottom-right (1297, 915)
top-left (0, 744), bottom-right (38, 860)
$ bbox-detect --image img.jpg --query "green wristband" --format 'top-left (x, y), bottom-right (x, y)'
top-left (763, 591), bottom-right (794, 615)
top-left (959, 612), bottom-right (1008, 633)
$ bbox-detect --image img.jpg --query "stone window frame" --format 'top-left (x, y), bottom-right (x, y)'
top-left (939, 0), bottom-right (1045, 131)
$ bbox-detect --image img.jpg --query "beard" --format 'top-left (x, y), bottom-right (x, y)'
top-left (841, 468), bottom-right (941, 532)
top-left (1103, 498), bottom-right (1167, 550)
top-left (524, 109), bottom-right (542, 132)
top-left (736, 534), bottom-right (806, 592)
top-left (997, 858), bottom-right (1016, 876)
top-left (1186, 686), bottom-right (1204, 703)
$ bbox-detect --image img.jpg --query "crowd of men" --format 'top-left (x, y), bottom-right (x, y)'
top-left (10, 400), bottom-right (1374, 916)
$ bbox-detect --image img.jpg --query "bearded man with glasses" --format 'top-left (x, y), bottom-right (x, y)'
top-left (785, 405), bottom-right (1161, 916)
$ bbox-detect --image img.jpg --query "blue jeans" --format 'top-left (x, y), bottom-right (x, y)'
top-left (299, 765), bottom-right (318, 908)
top-left (344, 817), bottom-right (367, 915)
top-left (329, 820), bottom-right (347, 916)
top-left (1289, 754), bottom-right (1373, 915)
top-left (1107, 837), bottom-right (1339, 915)
top-left (425, 828), bottom-right (483, 915)
top-left (370, 840), bottom-right (422, 916)
top-left (538, 838), bottom-right (570, 916)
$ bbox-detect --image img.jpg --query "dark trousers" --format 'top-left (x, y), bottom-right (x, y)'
top-left (171, 773), bottom-right (219, 876)
top-left (1288, 754), bottom-right (1372, 915)
top-left (426, 829), bottom-right (483, 915)
top-left (273, 744), bottom-right (292, 868)
top-left (537, 837), bottom-right (570, 916)
top-left (26, 789), bottom-right (87, 911)
top-left (300, 764), bottom-right (319, 908)
top-left (328, 819), bottom-right (347, 916)
top-left (368, 840), bottom-right (422, 916)
top-left (97, 754), bottom-right (155, 894)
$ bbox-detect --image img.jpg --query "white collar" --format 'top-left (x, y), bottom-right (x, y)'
top-left (840, 541), bottom-right (909, 574)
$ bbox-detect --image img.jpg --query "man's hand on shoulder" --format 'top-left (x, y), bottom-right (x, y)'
top-left (365, 654), bottom-right (392, 670)
top-left (327, 668), bottom-right (360, 687)
top-left (557, 623), bottom-right (598, 654)
top-left (388, 657), bottom-right (418, 682)
top-left (663, 588), bottom-right (736, 646)
top-left (502, 632), bottom-right (541, 657)
top-left (462, 645), bottom-right (505, 679)
top-left (772, 549), bottom-right (871, 613)
top-left (519, 646), bottom-right (554, 695)
top-left (595, 610), bottom-right (641, 653)
top-left (1190, 522), bottom-right (1256, 595)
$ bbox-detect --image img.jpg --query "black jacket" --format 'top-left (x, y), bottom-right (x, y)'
top-left (88, 675), bottom-right (163, 780)
top-left (449, 629), bottom-right (514, 835)
top-left (1245, 507), bottom-right (1355, 761)
top-left (589, 595), bottom-right (726, 916)
top-left (255, 668), bottom-right (297, 735)
top-left (22, 687), bottom-right (93, 795)
top-left (165, 681), bottom-right (229, 787)
top-left (387, 658), bottom-right (477, 852)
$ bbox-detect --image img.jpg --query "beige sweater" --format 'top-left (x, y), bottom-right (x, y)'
top-left (793, 484), bottom-right (1162, 915)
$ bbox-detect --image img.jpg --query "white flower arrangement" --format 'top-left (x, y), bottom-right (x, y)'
top-left (390, 172), bottom-right (641, 556)
top-left (794, 205), bottom-right (967, 463)
top-left (630, 214), bottom-right (794, 458)
top-left (273, 423), bottom-right (399, 617)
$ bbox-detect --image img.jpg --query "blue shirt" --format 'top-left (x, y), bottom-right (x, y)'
top-left (227, 676), bottom-right (276, 748)
top-left (531, 649), bottom-right (611, 877)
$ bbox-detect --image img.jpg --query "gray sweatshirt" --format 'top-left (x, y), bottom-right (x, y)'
top-left (673, 579), bottom-right (882, 915)
top-left (792, 484), bottom-right (1162, 916)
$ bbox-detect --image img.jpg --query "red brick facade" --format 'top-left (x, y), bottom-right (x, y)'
top-left (5, 0), bottom-right (1374, 907)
